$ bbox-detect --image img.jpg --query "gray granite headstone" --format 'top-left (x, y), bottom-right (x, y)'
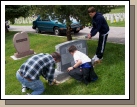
top-left (54, 40), bottom-right (88, 82)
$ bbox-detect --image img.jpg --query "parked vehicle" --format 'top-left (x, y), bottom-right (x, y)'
top-left (5, 20), bottom-right (10, 28)
top-left (32, 15), bottom-right (83, 35)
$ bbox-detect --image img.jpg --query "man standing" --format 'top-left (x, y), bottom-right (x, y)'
top-left (87, 6), bottom-right (109, 64)
top-left (67, 45), bottom-right (98, 85)
top-left (16, 52), bottom-right (61, 95)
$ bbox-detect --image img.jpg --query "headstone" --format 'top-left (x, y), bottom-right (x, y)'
top-left (107, 15), bottom-right (110, 20)
top-left (110, 16), bottom-right (114, 23)
top-left (120, 17), bottom-right (124, 21)
top-left (123, 13), bottom-right (125, 20)
top-left (13, 32), bottom-right (34, 58)
top-left (54, 40), bottom-right (88, 82)
top-left (115, 16), bottom-right (119, 22)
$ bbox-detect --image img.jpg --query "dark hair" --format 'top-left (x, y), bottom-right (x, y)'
top-left (51, 52), bottom-right (61, 62)
top-left (88, 6), bottom-right (96, 13)
top-left (68, 45), bottom-right (77, 53)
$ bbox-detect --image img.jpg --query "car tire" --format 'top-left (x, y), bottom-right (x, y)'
top-left (36, 27), bottom-right (41, 33)
top-left (74, 30), bottom-right (79, 33)
top-left (32, 26), bottom-right (36, 29)
top-left (54, 27), bottom-right (60, 36)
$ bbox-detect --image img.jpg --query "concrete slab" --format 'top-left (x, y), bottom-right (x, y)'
top-left (10, 52), bottom-right (36, 60)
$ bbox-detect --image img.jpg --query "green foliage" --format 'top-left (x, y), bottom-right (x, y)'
top-left (5, 5), bottom-right (30, 23)
top-left (5, 31), bottom-right (125, 95)
top-left (29, 5), bottom-right (116, 27)
top-left (109, 5), bottom-right (125, 13)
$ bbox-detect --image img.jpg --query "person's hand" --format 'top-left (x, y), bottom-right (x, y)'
top-left (67, 67), bottom-right (73, 72)
top-left (53, 79), bottom-right (61, 85)
top-left (87, 34), bottom-right (92, 39)
top-left (49, 79), bottom-right (61, 85)
top-left (49, 82), bottom-right (54, 86)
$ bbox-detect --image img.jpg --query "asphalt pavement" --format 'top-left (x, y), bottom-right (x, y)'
top-left (9, 25), bottom-right (125, 44)
top-left (73, 27), bottom-right (125, 44)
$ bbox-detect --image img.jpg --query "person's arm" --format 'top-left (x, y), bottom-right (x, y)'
top-left (67, 60), bottom-right (82, 71)
top-left (47, 63), bottom-right (55, 85)
top-left (90, 17), bottom-right (103, 37)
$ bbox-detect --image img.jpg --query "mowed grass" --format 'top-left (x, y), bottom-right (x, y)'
top-left (5, 31), bottom-right (125, 95)
top-left (107, 20), bottom-right (125, 27)
top-left (109, 6), bottom-right (125, 13)
top-left (107, 6), bottom-right (125, 27)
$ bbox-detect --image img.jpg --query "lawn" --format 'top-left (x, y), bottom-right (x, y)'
top-left (107, 20), bottom-right (125, 27)
top-left (107, 6), bottom-right (125, 27)
top-left (109, 6), bottom-right (125, 13)
top-left (5, 31), bottom-right (125, 95)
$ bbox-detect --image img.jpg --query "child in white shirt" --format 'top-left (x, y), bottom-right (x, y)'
top-left (67, 45), bottom-right (98, 85)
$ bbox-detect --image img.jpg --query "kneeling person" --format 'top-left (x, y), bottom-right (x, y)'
top-left (67, 45), bottom-right (98, 85)
top-left (16, 52), bottom-right (61, 95)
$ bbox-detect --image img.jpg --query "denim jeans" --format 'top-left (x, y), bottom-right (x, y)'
top-left (16, 71), bottom-right (45, 95)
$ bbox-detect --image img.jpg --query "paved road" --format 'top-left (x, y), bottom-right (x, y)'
top-left (9, 25), bottom-right (125, 44)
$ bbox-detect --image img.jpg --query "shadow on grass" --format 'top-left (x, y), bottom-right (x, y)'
top-left (43, 78), bottom-right (98, 95)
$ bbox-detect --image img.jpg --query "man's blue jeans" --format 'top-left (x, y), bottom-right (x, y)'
top-left (16, 71), bottom-right (45, 95)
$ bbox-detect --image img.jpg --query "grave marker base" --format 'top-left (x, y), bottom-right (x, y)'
top-left (54, 69), bottom-right (70, 83)
top-left (11, 52), bottom-right (36, 60)
top-left (14, 49), bottom-right (34, 58)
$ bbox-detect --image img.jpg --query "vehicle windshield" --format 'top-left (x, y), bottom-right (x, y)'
top-left (49, 16), bottom-right (58, 21)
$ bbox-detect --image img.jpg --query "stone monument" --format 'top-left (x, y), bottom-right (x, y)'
top-left (54, 40), bottom-right (88, 82)
top-left (13, 31), bottom-right (34, 58)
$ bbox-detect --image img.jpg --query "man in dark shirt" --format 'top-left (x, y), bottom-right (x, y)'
top-left (87, 6), bottom-right (109, 64)
top-left (16, 52), bottom-right (61, 95)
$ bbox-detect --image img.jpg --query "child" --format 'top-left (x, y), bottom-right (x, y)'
top-left (67, 45), bottom-right (98, 85)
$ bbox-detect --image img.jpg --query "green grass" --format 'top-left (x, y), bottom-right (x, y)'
top-left (109, 6), bottom-right (125, 13)
top-left (5, 31), bottom-right (125, 95)
top-left (107, 20), bottom-right (125, 27)
top-left (107, 6), bottom-right (125, 27)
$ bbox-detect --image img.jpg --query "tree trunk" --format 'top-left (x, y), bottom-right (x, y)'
top-left (66, 25), bottom-right (72, 41)
top-left (5, 23), bottom-right (9, 33)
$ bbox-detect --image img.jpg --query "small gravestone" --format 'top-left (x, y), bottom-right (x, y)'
top-left (54, 40), bottom-right (88, 82)
top-left (110, 16), bottom-right (114, 23)
top-left (13, 32), bottom-right (34, 58)
top-left (115, 16), bottom-right (119, 22)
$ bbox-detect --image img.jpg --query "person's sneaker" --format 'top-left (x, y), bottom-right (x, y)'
top-left (22, 87), bottom-right (26, 93)
top-left (91, 55), bottom-right (97, 61)
top-left (26, 93), bottom-right (31, 95)
top-left (22, 87), bottom-right (30, 92)
top-left (91, 56), bottom-right (103, 65)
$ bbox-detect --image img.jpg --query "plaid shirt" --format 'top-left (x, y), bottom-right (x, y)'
top-left (18, 53), bottom-right (55, 84)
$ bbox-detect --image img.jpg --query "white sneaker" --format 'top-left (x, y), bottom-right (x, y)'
top-left (91, 55), bottom-right (97, 61)
top-left (22, 87), bottom-right (26, 93)
top-left (91, 55), bottom-right (103, 65)
top-left (26, 93), bottom-right (31, 95)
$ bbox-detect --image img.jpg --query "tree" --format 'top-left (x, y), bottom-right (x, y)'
top-left (5, 5), bottom-right (30, 33)
top-left (31, 5), bottom-right (115, 41)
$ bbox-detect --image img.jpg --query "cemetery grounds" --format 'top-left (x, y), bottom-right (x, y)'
top-left (5, 32), bottom-right (125, 95)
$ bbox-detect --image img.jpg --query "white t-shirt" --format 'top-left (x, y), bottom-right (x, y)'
top-left (73, 51), bottom-right (91, 64)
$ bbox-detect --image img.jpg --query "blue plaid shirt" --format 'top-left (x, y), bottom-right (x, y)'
top-left (18, 53), bottom-right (55, 84)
